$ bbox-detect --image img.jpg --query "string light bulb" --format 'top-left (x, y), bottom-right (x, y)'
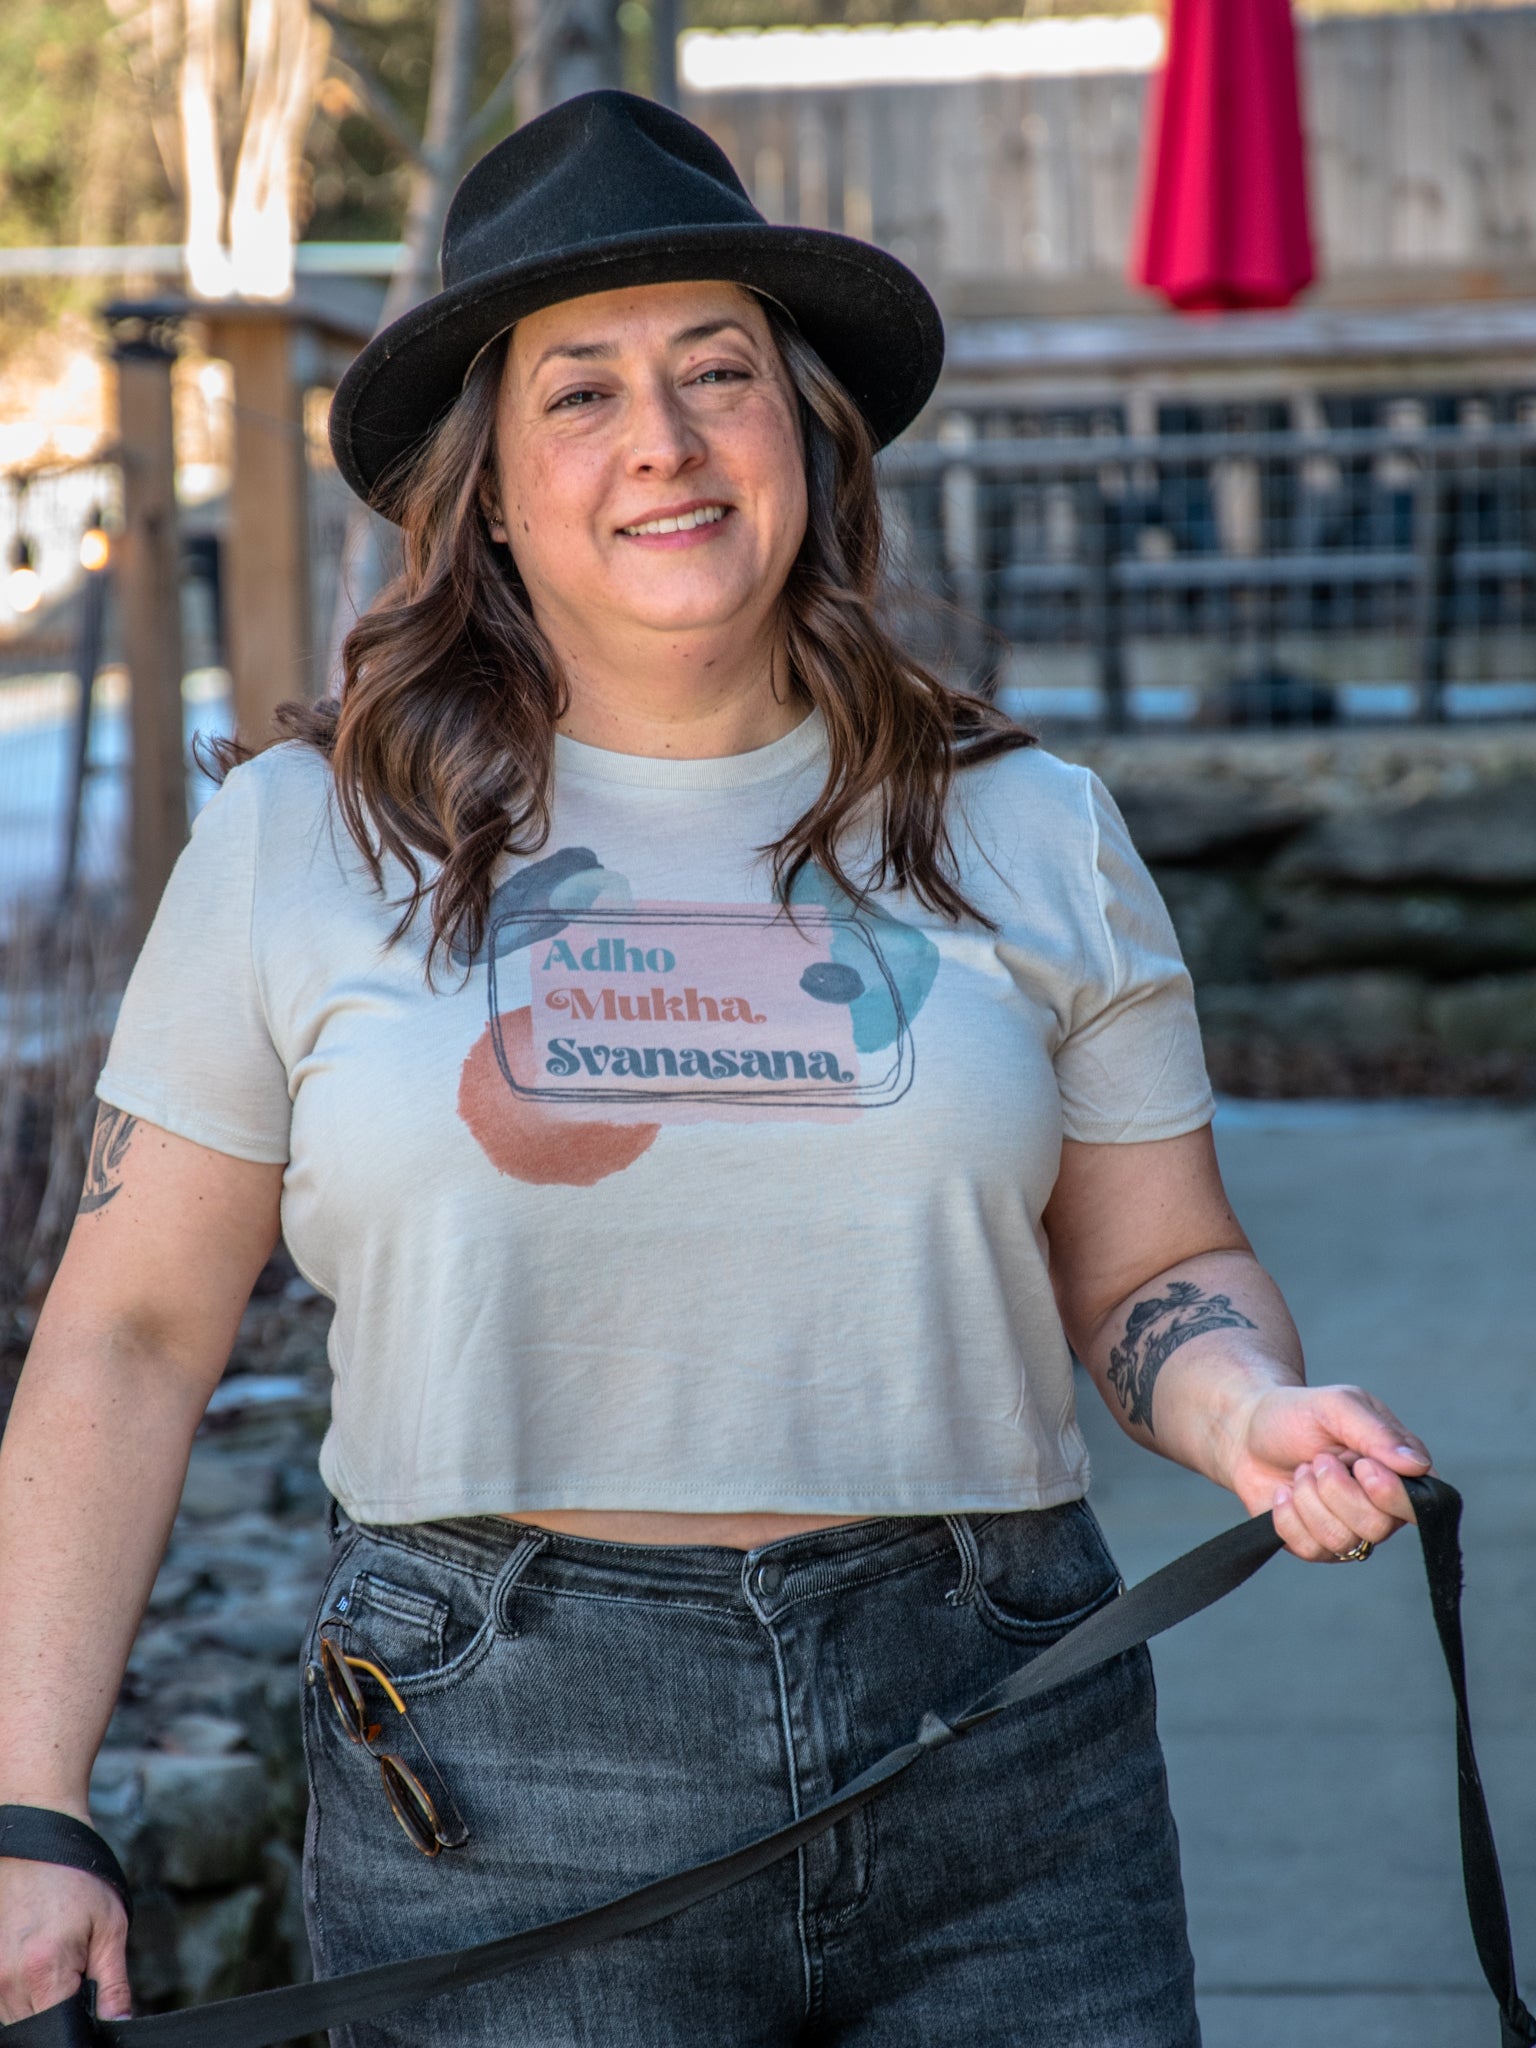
top-left (7, 535), bottom-right (41, 615)
top-left (79, 509), bottom-right (110, 573)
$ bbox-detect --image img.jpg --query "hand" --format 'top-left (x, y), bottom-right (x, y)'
top-left (1224, 1382), bottom-right (1432, 1563)
top-left (0, 1855), bottom-right (132, 2025)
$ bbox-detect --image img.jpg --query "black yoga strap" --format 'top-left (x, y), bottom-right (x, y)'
top-left (1, 1477), bottom-right (1530, 2048)
top-left (0, 1812), bottom-right (131, 1932)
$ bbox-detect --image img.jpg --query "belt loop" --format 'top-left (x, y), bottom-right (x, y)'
top-left (941, 1514), bottom-right (981, 1608)
top-left (492, 1528), bottom-right (550, 1635)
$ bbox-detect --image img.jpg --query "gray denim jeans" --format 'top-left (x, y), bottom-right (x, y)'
top-left (300, 1499), bottom-right (1199, 2046)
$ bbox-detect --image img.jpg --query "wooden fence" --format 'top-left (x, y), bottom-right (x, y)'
top-left (684, 7), bottom-right (1536, 315)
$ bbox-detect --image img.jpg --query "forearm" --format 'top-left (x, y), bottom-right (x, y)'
top-left (0, 1327), bottom-right (208, 1816)
top-left (1072, 1248), bottom-right (1305, 1494)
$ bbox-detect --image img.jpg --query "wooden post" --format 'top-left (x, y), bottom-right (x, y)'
top-left (203, 304), bottom-right (315, 742)
top-left (106, 305), bottom-right (189, 948)
top-left (938, 411), bottom-right (991, 690)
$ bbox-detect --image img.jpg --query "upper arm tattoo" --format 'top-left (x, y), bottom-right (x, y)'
top-left (79, 1105), bottom-right (139, 1214)
top-left (1106, 1279), bottom-right (1257, 1434)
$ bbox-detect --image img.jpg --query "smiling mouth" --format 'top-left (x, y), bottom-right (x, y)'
top-left (618, 504), bottom-right (730, 537)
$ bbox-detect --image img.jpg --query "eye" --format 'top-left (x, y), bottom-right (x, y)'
top-left (550, 387), bottom-right (606, 411)
top-left (691, 366), bottom-right (751, 387)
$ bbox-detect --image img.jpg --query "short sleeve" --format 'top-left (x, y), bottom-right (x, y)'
top-left (1054, 771), bottom-right (1215, 1143)
top-left (96, 764), bottom-right (291, 1163)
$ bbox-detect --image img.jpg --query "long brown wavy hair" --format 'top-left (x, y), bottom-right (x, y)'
top-left (212, 297), bottom-right (1033, 980)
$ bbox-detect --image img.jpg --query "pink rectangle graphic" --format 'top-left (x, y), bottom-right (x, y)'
top-left (517, 903), bottom-right (865, 1123)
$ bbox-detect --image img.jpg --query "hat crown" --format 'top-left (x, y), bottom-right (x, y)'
top-left (443, 91), bottom-right (764, 289)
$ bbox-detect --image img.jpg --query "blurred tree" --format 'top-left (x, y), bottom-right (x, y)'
top-left (166, 0), bottom-right (332, 296)
top-left (0, 0), bottom-right (174, 352)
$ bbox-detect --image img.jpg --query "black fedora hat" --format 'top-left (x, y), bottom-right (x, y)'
top-left (328, 89), bottom-right (944, 514)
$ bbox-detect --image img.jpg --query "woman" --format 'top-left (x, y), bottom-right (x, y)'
top-left (0, 93), bottom-right (1428, 2044)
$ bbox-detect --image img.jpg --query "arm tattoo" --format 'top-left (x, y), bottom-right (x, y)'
top-left (1106, 1279), bottom-right (1257, 1434)
top-left (79, 1105), bottom-right (138, 1214)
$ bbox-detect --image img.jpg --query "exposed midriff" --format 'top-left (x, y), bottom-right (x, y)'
top-left (494, 1509), bottom-right (874, 1550)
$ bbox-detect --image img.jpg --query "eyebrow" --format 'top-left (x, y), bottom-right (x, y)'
top-left (529, 319), bottom-right (757, 376)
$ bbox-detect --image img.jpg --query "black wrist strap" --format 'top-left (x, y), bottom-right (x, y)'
top-left (0, 1810), bottom-right (132, 1929)
top-left (1, 1477), bottom-right (1529, 2047)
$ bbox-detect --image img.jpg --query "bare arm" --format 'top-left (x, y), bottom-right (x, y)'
top-left (0, 1105), bottom-right (283, 2021)
top-left (1042, 1125), bottom-right (1431, 1561)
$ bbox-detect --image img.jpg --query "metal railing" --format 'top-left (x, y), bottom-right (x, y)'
top-left (880, 417), bottom-right (1536, 727)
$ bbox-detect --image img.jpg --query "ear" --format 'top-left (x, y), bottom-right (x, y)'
top-left (477, 473), bottom-right (509, 545)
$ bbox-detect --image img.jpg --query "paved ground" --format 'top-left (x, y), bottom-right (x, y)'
top-left (1074, 1101), bottom-right (1536, 2048)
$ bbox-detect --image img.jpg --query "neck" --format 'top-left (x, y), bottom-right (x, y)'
top-left (547, 616), bottom-right (807, 760)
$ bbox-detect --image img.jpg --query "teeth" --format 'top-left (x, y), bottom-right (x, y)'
top-left (621, 505), bottom-right (728, 536)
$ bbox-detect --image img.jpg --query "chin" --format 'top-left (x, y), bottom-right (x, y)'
top-left (611, 581), bottom-right (765, 636)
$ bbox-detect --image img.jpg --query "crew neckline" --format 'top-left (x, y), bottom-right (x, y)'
top-left (553, 707), bottom-right (827, 790)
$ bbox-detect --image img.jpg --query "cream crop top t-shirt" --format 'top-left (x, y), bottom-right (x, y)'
top-left (96, 716), bottom-right (1215, 1524)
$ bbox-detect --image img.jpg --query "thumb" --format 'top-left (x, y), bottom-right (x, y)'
top-left (1317, 1384), bottom-right (1432, 1472)
top-left (85, 1918), bottom-right (133, 2023)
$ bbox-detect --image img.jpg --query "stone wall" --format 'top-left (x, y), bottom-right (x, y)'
top-left (1057, 726), bottom-right (1536, 1097)
top-left (85, 1285), bottom-right (334, 2044)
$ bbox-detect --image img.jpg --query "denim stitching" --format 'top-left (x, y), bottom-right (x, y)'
top-left (808, 1637), bottom-right (879, 1939)
top-left (941, 1514), bottom-right (981, 1606)
top-left (343, 1525), bottom-right (503, 1584)
top-left (758, 1605), bottom-right (815, 2024)
top-left (490, 1529), bottom-right (552, 1635)
top-left (506, 1583), bottom-right (760, 1621)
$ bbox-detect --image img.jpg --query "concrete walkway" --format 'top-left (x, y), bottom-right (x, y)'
top-left (1075, 1101), bottom-right (1536, 2048)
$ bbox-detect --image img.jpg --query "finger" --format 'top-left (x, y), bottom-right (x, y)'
top-left (1311, 1453), bottom-right (1403, 1547)
top-left (1287, 1460), bottom-right (1362, 1559)
top-left (1314, 1387), bottom-right (1432, 1475)
top-left (86, 1914), bottom-right (133, 2023)
top-left (1355, 1455), bottom-right (1418, 1525)
top-left (1271, 1483), bottom-right (1335, 1564)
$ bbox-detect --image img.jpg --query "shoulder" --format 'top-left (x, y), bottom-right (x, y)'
top-left (952, 742), bottom-right (1100, 871)
top-left (195, 740), bottom-right (337, 856)
top-left (218, 737), bottom-right (334, 810)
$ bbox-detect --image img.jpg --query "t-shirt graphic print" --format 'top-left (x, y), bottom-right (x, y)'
top-left (456, 847), bottom-right (940, 1185)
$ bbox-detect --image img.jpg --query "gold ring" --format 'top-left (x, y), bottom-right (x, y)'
top-left (1337, 1537), bottom-right (1374, 1563)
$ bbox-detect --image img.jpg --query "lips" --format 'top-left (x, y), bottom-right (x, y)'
top-left (618, 503), bottom-right (729, 537)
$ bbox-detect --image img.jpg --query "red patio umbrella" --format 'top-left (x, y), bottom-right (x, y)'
top-left (1130, 0), bottom-right (1316, 312)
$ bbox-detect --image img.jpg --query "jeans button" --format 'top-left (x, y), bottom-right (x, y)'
top-left (755, 1559), bottom-right (785, 1599)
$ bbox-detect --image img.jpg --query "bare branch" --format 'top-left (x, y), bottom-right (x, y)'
top-left (461, 44), bottom-right (534, 157)
top-left (311, 0), bottom-right (428, 171)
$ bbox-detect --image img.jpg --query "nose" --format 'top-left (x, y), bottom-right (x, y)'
top-left (624, 376), bottom-right (707, 480)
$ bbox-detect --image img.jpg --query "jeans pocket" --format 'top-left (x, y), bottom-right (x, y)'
top-left (323, 1540), bottom-right (499, 1697)
top-left (964, 1501), bottom-right (1123, 1645)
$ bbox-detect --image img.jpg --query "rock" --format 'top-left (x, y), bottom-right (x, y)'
top-left (1426, 973), bottom-right (1536, 1055)
top-left (155, 1714), bottom-right (249, 1756)
top-left (1152, 870), bottom-right (1267, 985)
top-left (259, 1838), bottom-right (316, 1990)
top-left (90, 1749), bottom-right (274, 1890)
top-left (182, 1585), bottom-right (317, 1662)
top-left (276, 1456), bottom-right (335, 1519)
top-left (165, 1883), bottom-right (268, 2005)
top-left (149, 1650), bottom-right (273, 1730)
top-left (146, 1561), bottom-right (206, 1615)
top-left (1112, 787), bottom-right (1309, 865)
top-left (1263, 887), bottom-right (1536, 976)
top-left (178, 1445), bottom-right (281, 1520)
top-left (1197, 972), bottom-right (1429, 1052)
top-left (1273, 779), bottom-right (1536, 888)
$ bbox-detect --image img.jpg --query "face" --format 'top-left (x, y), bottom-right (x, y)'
top-left (487, 280), bottom-right (808, 658)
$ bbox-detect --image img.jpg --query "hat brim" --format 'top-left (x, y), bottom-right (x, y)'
top-left (328, 222), bottom-right (944, 515)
